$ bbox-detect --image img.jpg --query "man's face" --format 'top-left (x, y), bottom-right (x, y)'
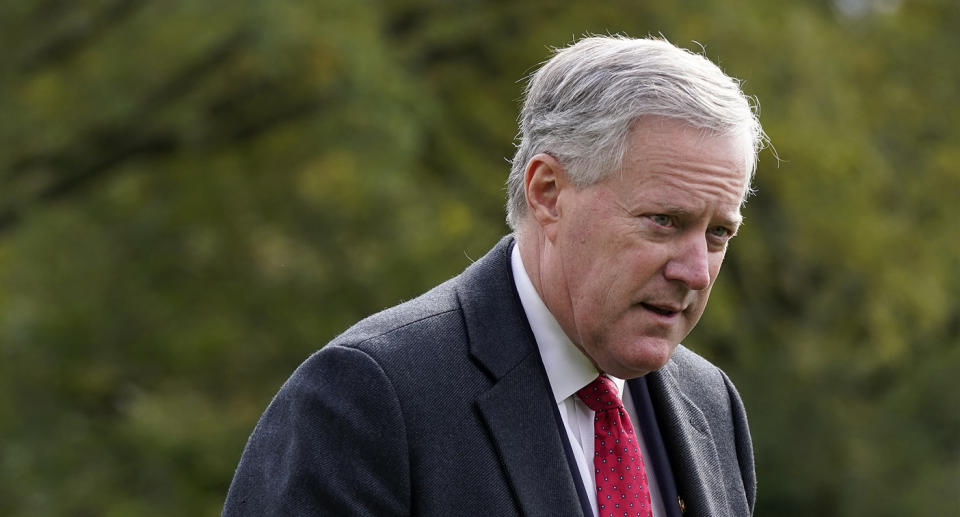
top-left (540, 117), bottom-right (749, 379)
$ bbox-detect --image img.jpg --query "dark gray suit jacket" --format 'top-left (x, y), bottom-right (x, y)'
top-left (223, 236), bottom-right (755, 516)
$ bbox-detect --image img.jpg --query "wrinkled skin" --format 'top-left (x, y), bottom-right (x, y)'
top-left (522, 117), bottom-right (750, 379)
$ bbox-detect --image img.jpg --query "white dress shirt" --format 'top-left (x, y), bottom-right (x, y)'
top-left (510, 244), bottom-right (666, 517)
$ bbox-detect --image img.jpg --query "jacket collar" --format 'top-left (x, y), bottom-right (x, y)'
top-left (647, 360), bottom-right (731, 517)
top-left (458, 236), bottom-right (587, 516)
top-left (458, 236), bottom-right (730, 517)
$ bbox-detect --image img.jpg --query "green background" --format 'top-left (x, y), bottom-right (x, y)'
top-left (1, 1), bottom-right (957, 515)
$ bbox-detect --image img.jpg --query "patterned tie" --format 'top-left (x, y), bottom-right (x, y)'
top-left (577, 375), bottom-right (653, 517)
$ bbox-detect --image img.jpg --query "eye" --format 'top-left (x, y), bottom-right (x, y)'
top-left (649, 214), bottom-right (673, 227)
top-left (708, 226), bottom-right (734, 239)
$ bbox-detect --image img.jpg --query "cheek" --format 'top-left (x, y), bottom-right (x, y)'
top-left (708, 254), bottom-right (727, 282)
top-left (621, 244), bottom-right (671, 279)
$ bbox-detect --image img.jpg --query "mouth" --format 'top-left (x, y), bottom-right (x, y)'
top-left (640, 302), bottom-right (681, 317)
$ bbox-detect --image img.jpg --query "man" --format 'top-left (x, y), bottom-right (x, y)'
top-left (224, 36), bottom-right (766, 517)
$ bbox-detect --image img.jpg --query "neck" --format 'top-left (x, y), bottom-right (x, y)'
top-left (515, 226), bottom-right (546, 301)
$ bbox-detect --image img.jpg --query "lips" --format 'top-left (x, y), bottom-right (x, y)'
top-left (640, 302), bottom-right (682, 316)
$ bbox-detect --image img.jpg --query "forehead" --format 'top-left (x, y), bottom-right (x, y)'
top-left (615, 118), bottom-right (750, 211)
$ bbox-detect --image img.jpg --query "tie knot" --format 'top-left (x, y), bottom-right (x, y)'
top-left (576, 375), bottom-right (622, 412)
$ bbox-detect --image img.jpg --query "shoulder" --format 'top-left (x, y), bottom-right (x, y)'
top-left (317, 235), bottom-right (518, 367)
top-left (655, 344), bottom-right (752, 463)
top-left (330, 275), bottom-right (465, 354)
top-left (662, 345), bottom-right (738, 400)
top-left (657, 344), bottom-right (756, 511)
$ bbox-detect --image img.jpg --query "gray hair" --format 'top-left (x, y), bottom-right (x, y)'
top-left (506, 35), bottom-right (767, 230)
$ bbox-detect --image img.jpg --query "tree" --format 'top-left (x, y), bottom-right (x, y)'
top-left (0, 0), bottom-right (956, 515)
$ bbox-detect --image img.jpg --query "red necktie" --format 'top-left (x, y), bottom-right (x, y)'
top-left (577, 375), bottom-right (653, 517)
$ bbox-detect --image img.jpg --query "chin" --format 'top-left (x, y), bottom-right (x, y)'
top-left (618, 341), bottom-right (678, 377)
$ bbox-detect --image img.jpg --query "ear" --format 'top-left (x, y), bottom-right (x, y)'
top-left (524, 153), bottom-right (568, 241)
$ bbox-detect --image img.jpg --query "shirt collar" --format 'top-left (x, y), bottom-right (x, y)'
top-left (510, 242), bottom-right (626, 403)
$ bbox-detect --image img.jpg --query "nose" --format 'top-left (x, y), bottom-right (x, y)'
top-left (663, 234), bottom-right (712, 291)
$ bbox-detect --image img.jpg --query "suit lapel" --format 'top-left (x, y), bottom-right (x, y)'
top-left (476, 354), bottom-right (585, 517)
top-left (646, 362), bottom-right (731, 517)
top-left (458, 237), bottom-right (585, 517)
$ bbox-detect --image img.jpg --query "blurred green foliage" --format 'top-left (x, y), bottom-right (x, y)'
top-left (0, 0), bottom-right (957, 515)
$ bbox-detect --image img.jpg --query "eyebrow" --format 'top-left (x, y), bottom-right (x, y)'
top-left (657, 203), bottom-right (743, 229)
